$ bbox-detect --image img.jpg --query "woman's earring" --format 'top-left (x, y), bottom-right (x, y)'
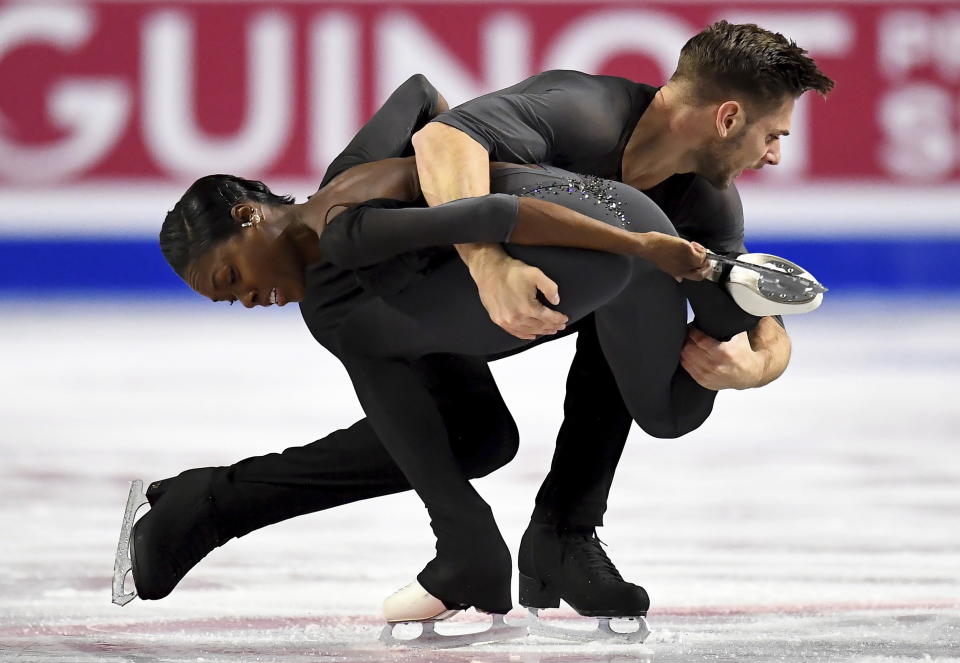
top-left (241, 212), bottom-right (261, 229)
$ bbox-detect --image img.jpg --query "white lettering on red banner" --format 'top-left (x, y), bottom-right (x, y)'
top-left (0, 1), bottom-right (958, 189)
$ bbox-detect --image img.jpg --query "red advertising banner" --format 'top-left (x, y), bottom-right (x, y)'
top-left (1, 1), bottom-right (959, 190)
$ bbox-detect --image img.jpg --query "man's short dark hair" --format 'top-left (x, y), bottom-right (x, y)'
top-left (159, 175), bottom-right (294, 279)
top-left (671, 20), bottom-right (835, 113)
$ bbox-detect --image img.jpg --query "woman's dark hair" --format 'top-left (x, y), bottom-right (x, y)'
top-left (159, 174), bottom-right (295, 279)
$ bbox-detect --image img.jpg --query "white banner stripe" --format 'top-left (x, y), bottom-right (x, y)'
top-left (0, 182), bottom-right (958, 237)
top-left (15, 0), bottom-right (960, 5)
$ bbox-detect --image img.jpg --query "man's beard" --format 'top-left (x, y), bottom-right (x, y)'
top-left (695, 135), bottom-right (745, 189)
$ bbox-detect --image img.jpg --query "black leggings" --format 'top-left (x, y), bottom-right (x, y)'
top-left (315, 165), bottom-right (757, 611)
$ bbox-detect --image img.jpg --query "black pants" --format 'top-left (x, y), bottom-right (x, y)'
top-left (528, 276), bottom-right (759, 526)
top-left (197, 168), bottom-right (759, 613)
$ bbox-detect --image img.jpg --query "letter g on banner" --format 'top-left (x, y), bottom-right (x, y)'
top-left (0, 5), bottom-right (130, 184)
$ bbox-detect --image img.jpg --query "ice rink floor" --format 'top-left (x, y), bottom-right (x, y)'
top-left (1, 296), bottom-right (958, 662)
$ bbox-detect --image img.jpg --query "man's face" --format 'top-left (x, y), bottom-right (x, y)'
top-left (697, 96), bottom-right (794, 189)
top-left (185, 220), bottom-right (308, 308)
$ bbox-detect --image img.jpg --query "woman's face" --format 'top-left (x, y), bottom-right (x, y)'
top-left (185, 222), bottom-right (309, 307)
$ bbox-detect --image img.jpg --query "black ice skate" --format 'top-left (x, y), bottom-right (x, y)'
top-left (518, 522), bottom-right (651, 643)
top-left (111, 468), bottom-right (228, 605)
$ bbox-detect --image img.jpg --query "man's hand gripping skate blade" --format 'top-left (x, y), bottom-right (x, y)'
top-left (379, 581), bottom-right (526, 648)
top-left (112, 479), bottom-right (148, 606)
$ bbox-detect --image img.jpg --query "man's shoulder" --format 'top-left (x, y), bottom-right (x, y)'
top-left (520, 69), bottom-right (646, 94)
top-left (517, 70), bottom-right (650, 135)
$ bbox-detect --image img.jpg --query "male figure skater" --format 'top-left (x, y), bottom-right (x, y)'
top-left (406, 19), bottom-right (832, 629)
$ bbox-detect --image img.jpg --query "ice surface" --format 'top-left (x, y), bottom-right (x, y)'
top-left (1, 296), bottom-right (958, 662)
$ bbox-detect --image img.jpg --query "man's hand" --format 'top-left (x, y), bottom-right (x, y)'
top-left (680, 326), bottom-right (767, 390)
top-left (642, 234), bottom-right (711, 280)
top-left (465, 244), bottom-right (568, 340)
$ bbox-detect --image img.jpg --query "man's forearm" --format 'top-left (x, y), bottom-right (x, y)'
top-left (747, 317), bottom-right (792, 387)
top-left (412, 122), bottom-right (490, 205)
top-left (411, 122), bottom-right (505, 267)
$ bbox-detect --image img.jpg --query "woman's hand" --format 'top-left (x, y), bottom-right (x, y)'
top-left (642, 233), bottom-right (711, 280)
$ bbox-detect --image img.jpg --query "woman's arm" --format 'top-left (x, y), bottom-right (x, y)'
top-left (319, 74), bottom-right (446, 190)
top-left (510, 198), bottom-right (708, 280)
top-left (320, 194), bottom-right (519, 270)
top-left (318, 171), bottom-right (706, 280)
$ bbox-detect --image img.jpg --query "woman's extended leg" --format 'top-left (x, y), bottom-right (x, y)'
top-left (129, 354), bottom-right (519, 602)
top-left (216, 355), bottom-right (519, 537)
top-left (592, 261), bottom-right (763, 440)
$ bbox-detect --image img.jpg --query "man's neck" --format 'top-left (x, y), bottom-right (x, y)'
top-left (621, 84), bottom-right (699, 190)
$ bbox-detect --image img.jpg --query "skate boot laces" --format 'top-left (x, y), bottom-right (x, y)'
top-left (566, 530), bottom-right (624, 582)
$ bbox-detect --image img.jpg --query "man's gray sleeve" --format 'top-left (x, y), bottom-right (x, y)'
top-left (429, 71), bottom-right (630, 166)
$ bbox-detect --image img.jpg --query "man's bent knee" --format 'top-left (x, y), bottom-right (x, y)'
top-left (633, 406), bottom-right (713, 440)
top-left (461, 417), bottom-right (520, 478)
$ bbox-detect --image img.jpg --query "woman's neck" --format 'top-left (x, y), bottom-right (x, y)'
top-left (289, 219), bottom-right (324, 265)
top-left (264, 202), bottom-right (324, 264)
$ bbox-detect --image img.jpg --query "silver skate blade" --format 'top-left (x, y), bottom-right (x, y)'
top-left (379, 614), bottom-right (526, 649)
top-left (524, 608), bottom-right (651, 644)
top-left (111, 480), bottom-right (148, 606)
top-left (706, 252), bottom-right (828, 295)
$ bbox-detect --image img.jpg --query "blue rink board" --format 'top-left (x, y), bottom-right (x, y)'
top-left (1, 237), bottom-right (958, 295)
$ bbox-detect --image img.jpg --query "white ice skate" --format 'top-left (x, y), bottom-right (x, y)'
top-left (379, 581), bottom-right (526, 648)
top-left (111, 479), bottom-right (148, 606)
top-left (706, 252), bottom-right (826, 316)
top-left (523, 607), bottom-right (651, 644)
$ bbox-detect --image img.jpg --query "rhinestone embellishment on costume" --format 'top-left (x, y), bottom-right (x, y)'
top-left (518, 175), bottom-right (628, 226)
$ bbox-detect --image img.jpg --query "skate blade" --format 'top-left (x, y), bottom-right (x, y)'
top-left (380, 614), bottom-right (526, 649)
top-left (524, 608), bottom-right (651, 643)
top-left (706, 252), bottom-right (828, 295)
top-left (111, 480), bottom-right (148, 606)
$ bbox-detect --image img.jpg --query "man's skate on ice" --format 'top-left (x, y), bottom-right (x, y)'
top-left (113, 20), bottom-right (832, 647)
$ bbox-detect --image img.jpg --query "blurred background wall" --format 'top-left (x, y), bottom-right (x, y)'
top-left (0, 0), bottom-right (957, 296)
